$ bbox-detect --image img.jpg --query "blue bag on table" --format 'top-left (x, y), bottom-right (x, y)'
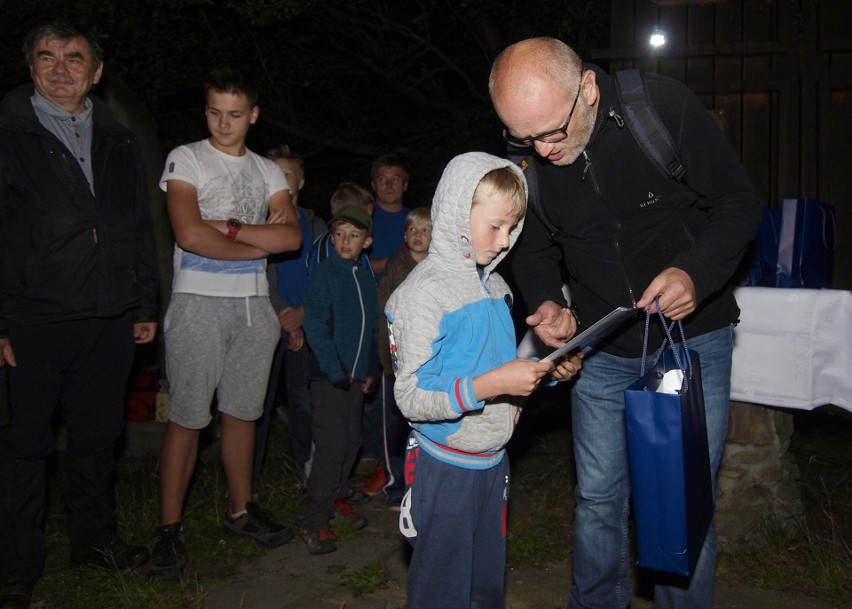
top-left (743, 208), bottom-right (781, 287)
top-left (623, 306), bottom-right (714, 577)
top-left (776, 198), bottom-right (835, 288)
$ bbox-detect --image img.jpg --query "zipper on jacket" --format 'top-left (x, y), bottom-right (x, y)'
top-left (580, 151), bottom-right (596, 195)
top-left (607, 107), bottom-right (624, 128)
top-left (605, 107), bottom-right (640, 307)
top-left (610, 218), bottom-right (638, 308)
top-left (351, 265), bottom-right (366, 377)
top-left (584, 149), bottom-right (640, 309)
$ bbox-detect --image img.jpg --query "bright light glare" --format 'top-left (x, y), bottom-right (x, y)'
top-left (650, 29), bottom-right (666, 47)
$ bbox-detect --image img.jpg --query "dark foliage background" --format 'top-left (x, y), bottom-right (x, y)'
top-left (0, 0), bottom-right (609, 216)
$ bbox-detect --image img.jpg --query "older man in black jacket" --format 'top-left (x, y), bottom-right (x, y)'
top-left (490, 37), bottom-right (763, 609)
top-left (0, 21), bottom-right (158, 609)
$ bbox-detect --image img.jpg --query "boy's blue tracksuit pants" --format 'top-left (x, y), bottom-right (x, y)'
top-left (400, 435), bottom-right (509, 609)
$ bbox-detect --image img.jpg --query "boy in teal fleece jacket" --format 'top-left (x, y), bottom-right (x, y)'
top-left (299, 205), bottom-right (380, 555)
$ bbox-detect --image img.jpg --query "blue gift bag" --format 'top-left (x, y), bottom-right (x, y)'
top-left (776, 198), bottom-right (836, 288)
top-left (624, 309), bottom-right (714, 577)
top-left (743, 208), bottom-right (781, 287)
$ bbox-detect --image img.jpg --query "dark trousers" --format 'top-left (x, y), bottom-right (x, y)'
top-left (254, 337), bottom-right (286, 488)
top-left (283, 342), bottom-right (313, 468)
top-left (360, 385), bottom-right (384, 462)
top-left (0, 316), bottom-right (135, 583)
top-left (380, 374), bottom-right (408, 500)
top-left (403, 441), bottom-right (509, 609)
top-left (253, 336), bottom-right (314, 488)
top-left (298, 380), bottom-right (362, 534)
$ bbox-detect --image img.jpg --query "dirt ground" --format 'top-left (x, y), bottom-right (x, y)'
top-left (200, 484), bottom-right (839, 609)
top-left (199, 406), bottom-right (849, 609)
top-left (205, 494), bottom-right (841, 609)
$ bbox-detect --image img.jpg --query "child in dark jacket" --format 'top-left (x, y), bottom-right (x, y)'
top-left (299, 205), bottom-right (380, 555)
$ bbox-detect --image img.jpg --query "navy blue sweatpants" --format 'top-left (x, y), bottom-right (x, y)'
top-left (400, 435), bottom-right (509, 609)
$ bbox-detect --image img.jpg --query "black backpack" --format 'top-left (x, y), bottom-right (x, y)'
top-left (519, 69), bottom-right (686, 237)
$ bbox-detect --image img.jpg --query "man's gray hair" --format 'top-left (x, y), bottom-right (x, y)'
top-left (22, 21), bottom-right (105, 71)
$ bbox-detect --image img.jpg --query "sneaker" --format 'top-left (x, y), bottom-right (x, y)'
top-left (304, 528), bottom-right (337, 555)
top-left (333, 497), bottom-right (368, 530)
top-left (385, 493), bottom-right (403, 512)
top-left (360, 461), bottom-right (387, 496)
top-left (71, 538), bottom-right (150, 571)
top-left (348, 486), bottom-right (371, 505)
top-left (146, 523), bottom-right (187, 582)
top-left (224, 502), bottom-right (295, 548)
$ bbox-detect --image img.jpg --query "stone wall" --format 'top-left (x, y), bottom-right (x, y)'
top-left (716, 401), bottom-right (803, 545)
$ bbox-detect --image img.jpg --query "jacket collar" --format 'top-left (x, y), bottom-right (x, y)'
top-left (1, 83), bottom-right (123, 134)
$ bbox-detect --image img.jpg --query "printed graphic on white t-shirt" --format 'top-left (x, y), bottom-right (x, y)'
top-left (160, 140), bottom-right (289, 297)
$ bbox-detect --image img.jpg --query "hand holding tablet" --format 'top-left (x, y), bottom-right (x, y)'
top-left (541, 306), bottom-right (637, 361)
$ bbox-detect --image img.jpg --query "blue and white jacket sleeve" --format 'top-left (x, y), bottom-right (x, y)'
top-left (387, 285), bottom-right (485, 422)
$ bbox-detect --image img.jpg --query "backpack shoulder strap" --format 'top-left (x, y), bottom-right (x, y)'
top-left (614, 69), bottom-right (686, 183)
top-left (507, 146), bottom-right (559, 239)
top-left (518, 155), bottom-right (560, 238)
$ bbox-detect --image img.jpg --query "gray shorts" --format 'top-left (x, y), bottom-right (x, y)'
top-left (164, 293), bottom-right (280, 429)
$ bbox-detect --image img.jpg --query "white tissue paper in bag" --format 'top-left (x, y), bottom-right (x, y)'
top-left (658, 369), bottom-right (684, 395)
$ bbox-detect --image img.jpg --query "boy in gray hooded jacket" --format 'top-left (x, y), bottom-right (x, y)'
top-left (385, 152), bottom-right (581, 608)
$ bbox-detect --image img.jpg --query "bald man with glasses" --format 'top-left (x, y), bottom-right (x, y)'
top-left (490, 37), bottom-right (763, 609)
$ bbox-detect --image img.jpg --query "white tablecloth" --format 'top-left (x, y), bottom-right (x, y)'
top-left (731, 287), bottom-right (852, 412)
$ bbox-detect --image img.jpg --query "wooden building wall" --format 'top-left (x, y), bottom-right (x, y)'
top-left (592, 0), bottom-right (852, 288)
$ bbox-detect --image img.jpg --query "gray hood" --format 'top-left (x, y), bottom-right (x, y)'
top-left (429, 152), bottom-right (527, 277)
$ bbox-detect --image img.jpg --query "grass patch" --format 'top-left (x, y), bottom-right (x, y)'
top-left (717, 412), bottom-right (852, 606)
top-left (339, 562), bottom-right (389, 597)
top-left (507, 513), bottom-right (570, 567)
top-left (506, 425), bottom-right (574, 569)
top-left (717, 516), bottom-right (852, 605)
top-left (34, 420), bottom-right (306, 609)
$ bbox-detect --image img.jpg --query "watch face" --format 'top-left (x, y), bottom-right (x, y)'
top-left (228, 219), bottom-right (241, 229)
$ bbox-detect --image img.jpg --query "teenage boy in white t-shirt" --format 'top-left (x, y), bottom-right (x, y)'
top-left (148, 66), bottom-right (302, 581)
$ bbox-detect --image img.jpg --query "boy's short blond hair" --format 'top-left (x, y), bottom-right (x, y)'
top-left (471, 167), bottom-right (528, 218)
top-left (266, 143), bottom-right (304, 180)
top-left (405, 206), bottom-right (432, 228)
top-left (330, 182), bottom-right (374, 215)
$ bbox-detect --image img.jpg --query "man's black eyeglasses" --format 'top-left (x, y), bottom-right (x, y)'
top-left (503, 73), bottom-right (584, 149)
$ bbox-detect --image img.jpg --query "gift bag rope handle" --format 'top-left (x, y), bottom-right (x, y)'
top-left (639, 296), bottom-right (693, 390)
